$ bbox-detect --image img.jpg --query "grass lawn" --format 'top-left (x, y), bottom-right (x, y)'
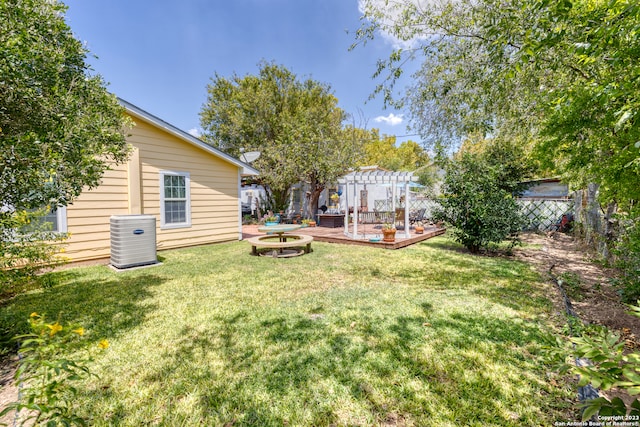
top-left (0, 236), bottom-right (574, 426)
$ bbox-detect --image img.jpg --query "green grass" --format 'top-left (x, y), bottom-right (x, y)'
top-left (0, 236), bottom-right (575, 426)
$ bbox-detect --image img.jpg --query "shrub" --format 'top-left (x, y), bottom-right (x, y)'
top-left (0, 208), bottom-right (68, 296)
top-left (0, 313), bottom-right (108, 426)
top-left (612, 211), bottom-right (640, 303)
top-left (433, 153), bottom-right (525, 253)
top-left (546, 302), bottom-right (640, 421)
top-left (564, 304), bottom-right (640, 421)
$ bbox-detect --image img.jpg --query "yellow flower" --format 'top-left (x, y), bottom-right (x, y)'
top-left (98, 339), bottom-right (109, 349)
top-left (47, 322), bottom-right (63, 336)
top-left (72, 327), bottom-right (85, 336)
top-left (30, 312), bottom-right (39, 318)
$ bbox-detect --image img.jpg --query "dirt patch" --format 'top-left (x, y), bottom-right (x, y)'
top-left (0, 356), bottom-right (18, 426)
top-left (515, 231), bottom-right (640, 342)
top-left (514, 231), bottom-right (640, 412)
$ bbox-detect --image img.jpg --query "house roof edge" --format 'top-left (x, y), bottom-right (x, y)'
top-left (118, 98), bottom-right (259, 176)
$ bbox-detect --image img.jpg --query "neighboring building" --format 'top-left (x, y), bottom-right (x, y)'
top-left (518, 178), bottom-right (572, 231)
top-left (52, 99), bottom-right (258, 262)
top-left (240, 183), bottom-right (267, 217)
top-left (520, 178), bottom-right (569, 199)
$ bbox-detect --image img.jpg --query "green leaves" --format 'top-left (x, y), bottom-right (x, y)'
top-left (433, 152), bottom-right (525, 253)
top-left (0, 0), bottom-right (131, 211)
top-left (567, 319), bottom-right (640, 420)
top-left (0, 208), bottom-right (68, 294)
top-left (580, 397), bottom-right (628, 421)
top-left (358, 0), bottom-right (640, 207)
top-left (1, 0), bottom-right (130, 289)
top-left (200, 62), bottom-right (360, 213)
top-left (1, 313), bottom-right (103, 426)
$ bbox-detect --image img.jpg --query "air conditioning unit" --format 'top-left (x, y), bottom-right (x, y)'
top-left (110, 215), bottom-right (157, 269)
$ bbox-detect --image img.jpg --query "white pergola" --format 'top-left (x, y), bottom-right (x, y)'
top-left (337, 170), bottom-right (418, 239)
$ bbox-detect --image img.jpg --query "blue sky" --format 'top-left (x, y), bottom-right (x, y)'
top-left (63, 0), bottom-right (420, 144)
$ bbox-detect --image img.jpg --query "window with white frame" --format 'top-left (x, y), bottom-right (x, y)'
top-left (42, 206), bottom-right (67, 233)
top-left (160, 171), bottom-right (191, 228)
top-left (18, 205), bottom-right (67, 233)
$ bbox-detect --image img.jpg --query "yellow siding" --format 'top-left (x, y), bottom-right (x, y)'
top-left (64, 165), bottom-right (129, 260)
top-left (64, 114), bottom-right (241, 262)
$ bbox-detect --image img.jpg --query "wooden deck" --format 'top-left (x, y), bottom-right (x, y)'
top-left (242, 224), bottom-right (446, 249)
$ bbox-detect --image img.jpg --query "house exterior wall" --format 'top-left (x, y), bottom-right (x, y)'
top-left (63, 115), bottom-right (241, 262)
top-left (64, 163), bottom-right (129, 261)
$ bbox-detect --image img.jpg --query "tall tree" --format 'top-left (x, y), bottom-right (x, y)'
top-left (1, 0), bottom-right (131, 210)
top-left (357, 0), bottom-right (640, 205)
top-left (360, 131), bottom-right (431, 171)
top-left (200, 62), bottom-right (362, 216)
top-left (0, 0), bottom-right (131, 286)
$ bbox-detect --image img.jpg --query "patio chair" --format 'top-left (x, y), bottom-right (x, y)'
top-left (410, 208), bottom-right (426, 224)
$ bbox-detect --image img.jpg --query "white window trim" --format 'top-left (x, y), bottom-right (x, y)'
top-left (2, 204), bottom-right (67, 236)
top-left (55, 206), bottom-right (68, 233)
top-left (159, 170), bottom-right (191, 229)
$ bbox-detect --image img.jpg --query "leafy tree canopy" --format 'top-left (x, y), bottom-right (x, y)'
top-left (200, 61), bottom-right (363, 214)
top-left (434, 152), bottom-right (525, 253)
top-left (357, 0), bottom-right (640, 206)
top-left (0, 0), bottom-right (131, 210)
top-left (457, 134), bottom-right (538, 194)
top-left (0, 0), bottom-right (131, 289)
top-left (360, 131), bottom-right (431, 171)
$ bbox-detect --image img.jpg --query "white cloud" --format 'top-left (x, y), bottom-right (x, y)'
top-left (187, 127), bottom-right (201, 137)
top-left (374, 113), bottom-right (404, 126)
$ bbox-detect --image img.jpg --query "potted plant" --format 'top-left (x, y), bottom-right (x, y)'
top-left (330, 193), bottom-right (340, 207)
top-left (264, 215), bottom-right (279, 226)
top-left (414, 221), bottom-right (425, 234)
top-left (382, 223), bottom-right (396, 242)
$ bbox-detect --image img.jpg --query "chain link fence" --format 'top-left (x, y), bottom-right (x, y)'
top-left (374, 196), bottom-right (575, 232)
top-left (373, 198), bottom-right (439, 221)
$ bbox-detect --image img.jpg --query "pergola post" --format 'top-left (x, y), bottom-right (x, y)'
top-left (353, 181), bottom-right (359, 238)
top-left (404, 181), bottom-right (410, 238)
top-left (343, 181), bottom-right (349, 236)
top-left (337, 169), bottom-right (418, 240)
top-left (391, 180), bottom-right (397, 214)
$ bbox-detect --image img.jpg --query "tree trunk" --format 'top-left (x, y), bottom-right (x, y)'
top-left (305, 177), bottom-right (325, 219)
top-left (602, 201), bottom-right (617, 260)
top-left (262, 186), bottom-right (290, 214)
top-left (308, 187), bottom-right (324, 219)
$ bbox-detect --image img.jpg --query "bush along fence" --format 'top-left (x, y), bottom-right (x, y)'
top-left (373, 191), bottom-right (624, 253)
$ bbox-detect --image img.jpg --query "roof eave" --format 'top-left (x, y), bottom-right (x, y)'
top-left (118, 98), bottom-right (259, 176)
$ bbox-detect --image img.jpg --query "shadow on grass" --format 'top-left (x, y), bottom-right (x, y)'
top-left (419, 237), bottom-right (470, 254)
top-left (105, 302), bottom-right (560, 426)
top-left (0, 270), bottom-right (165, 351)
